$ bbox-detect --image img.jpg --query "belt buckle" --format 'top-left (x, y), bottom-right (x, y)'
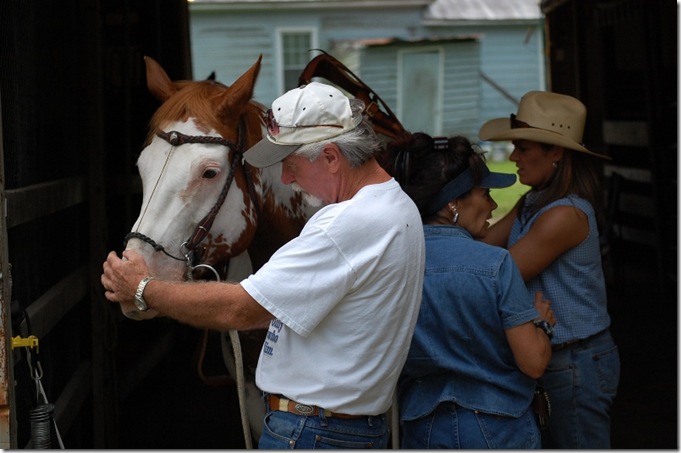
top-left (294, 403), bottom-right (315, 416)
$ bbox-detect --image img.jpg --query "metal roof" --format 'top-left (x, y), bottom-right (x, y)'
top-left (189, 0), bottom-right (543, 20)
top-left (424, 0), bottom-right (543, 21)
top-left (188, 0), bottom-right (544, 21)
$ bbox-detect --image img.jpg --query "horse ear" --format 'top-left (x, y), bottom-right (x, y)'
top-left (217, 55), bottom-right (262, 119)
top-left (144, 56), bottom-right (178, 102)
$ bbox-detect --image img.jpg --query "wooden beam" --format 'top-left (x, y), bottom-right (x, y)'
top-left (0, 88), bottom-right (18, 448)
top-left (16, 267), bottom-right (88, 340)
top-left (5, 177), bottom-right (85, 229)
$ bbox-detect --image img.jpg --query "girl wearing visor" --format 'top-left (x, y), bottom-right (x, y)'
top-left (391, 133), bottom-right (554, 449)
top-left (479, 91), bottom-right (620, 449)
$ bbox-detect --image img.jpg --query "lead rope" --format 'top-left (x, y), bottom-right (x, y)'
top-left (228, 329), bottom-right (253, 449)
top-left (185, 263), bottom-right (253, 448)
top-left (391, 392), bottom-right (399, 448)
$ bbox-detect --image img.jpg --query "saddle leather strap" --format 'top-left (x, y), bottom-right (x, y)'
top-left (298, 50), bottom-right (411, 141)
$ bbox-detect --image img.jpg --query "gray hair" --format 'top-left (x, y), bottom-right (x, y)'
top-left (294, 99), bottom-right (382, 168)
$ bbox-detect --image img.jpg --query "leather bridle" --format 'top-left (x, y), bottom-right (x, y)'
top-left (123, 119), bottom-right (258, 279)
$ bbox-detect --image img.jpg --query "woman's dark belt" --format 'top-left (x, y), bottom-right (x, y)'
top-left (552, 329), bottom-right (608, 351)
top-left (267, 394), bottom-right (365, 419)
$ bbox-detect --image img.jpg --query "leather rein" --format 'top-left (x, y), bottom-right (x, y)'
top-left (123, 119), bottom-right (258, 279)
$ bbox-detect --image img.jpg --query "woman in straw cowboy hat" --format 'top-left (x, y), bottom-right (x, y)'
top-left (479, 91), bottom-right (620, 448)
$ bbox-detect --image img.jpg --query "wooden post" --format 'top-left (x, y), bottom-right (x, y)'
top-left (0, 88), bottom-right (18, 449)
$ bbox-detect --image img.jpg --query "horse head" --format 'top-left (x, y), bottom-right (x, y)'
top-left (123, 56), bottom-right (312, 320)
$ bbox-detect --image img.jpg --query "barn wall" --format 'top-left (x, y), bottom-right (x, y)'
top-left (542, 0), bottom-right (677, 447)
top-left (0, 0), bottom-right (100, 447)
top-left (543, 0), bottom-right (677, 293)
top-left (0, 0), bottom-right (192, 448)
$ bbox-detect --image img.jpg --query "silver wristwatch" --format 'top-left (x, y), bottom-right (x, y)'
top-left (134, 276), bottom-right (154, 312)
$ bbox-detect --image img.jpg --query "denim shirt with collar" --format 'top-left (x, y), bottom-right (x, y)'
top-left (399, 225), bottom-right (539, 419)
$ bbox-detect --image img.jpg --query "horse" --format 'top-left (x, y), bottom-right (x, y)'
top-left (122, 55), bottom-right (317, 447)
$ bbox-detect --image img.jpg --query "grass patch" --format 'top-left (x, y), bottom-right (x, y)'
top-left (487, 160), bottom-right (529, 222)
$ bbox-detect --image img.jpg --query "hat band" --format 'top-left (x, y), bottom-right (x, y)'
top-left (510, 113), bottom-right (585, 147)
top-left (266, 109), bottom-right (344, 138)
top-left (426, 166), bottom-right (490, 216)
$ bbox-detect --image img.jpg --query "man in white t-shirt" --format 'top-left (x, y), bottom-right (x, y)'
top-left (102, 82), bottom-right (425, 449)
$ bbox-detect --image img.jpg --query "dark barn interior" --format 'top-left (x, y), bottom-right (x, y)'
top-left (539, 1), bottom-right (678, 448)
top-left (0, 0), bottom-right (676, 448)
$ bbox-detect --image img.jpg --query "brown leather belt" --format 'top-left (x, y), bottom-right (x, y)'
top-left (552, 329), bottom-right (608, 352)
top-left (267, 394), bottom-right (365, 420)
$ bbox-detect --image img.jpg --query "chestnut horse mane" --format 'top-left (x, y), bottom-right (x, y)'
top-left (145, 79), bottom-right (267, 149)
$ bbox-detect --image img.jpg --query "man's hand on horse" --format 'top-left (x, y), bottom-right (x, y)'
top-left (101, 250), bottom-right (150, 307)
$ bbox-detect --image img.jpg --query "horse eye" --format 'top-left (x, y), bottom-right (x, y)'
top-left (203, 169), bottom-right (219, 179)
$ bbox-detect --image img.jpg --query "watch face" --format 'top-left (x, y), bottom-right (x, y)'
top-left (534, 319), bottom-right (553, 339)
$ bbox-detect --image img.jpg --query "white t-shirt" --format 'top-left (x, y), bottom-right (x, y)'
top-left (241, 178), bottom-right (425, 415)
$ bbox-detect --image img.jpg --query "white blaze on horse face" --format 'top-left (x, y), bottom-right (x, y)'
top-left (127, 119), bottom-right (251, 281)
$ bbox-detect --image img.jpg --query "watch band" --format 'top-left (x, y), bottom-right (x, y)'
top-left (533, 318), bottom-right (554, 340)
top-left (134, 276), bottom-right (154, 311)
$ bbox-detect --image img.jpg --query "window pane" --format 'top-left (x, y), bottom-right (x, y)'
top-left (282, 32), bottom-right (312, 91)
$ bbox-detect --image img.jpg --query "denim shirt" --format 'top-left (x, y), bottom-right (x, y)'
top-left (399, 225), bottom-right (539, 420)
top-left (509, 193), bottom-right (610, 344)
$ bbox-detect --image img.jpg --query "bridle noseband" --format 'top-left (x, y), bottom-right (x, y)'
top-left (124, 120), bottom-right (256, 280)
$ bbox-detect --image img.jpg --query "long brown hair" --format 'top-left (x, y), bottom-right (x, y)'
top-left (519, 145), bottom-right (604, 229)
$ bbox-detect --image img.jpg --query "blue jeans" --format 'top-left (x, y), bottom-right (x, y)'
top-left (401, 401), bottom-right (540, 449)
top-left (539, 329), bottom-right (620, 448)
top-left (258, 409), bottom-right (389, 449)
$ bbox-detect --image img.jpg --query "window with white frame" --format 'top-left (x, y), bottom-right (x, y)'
top-left (279, 30), bottom-right (316, 92)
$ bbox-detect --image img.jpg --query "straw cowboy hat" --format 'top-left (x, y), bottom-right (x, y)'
top-left (479, 91), bottom-right (610, 160)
